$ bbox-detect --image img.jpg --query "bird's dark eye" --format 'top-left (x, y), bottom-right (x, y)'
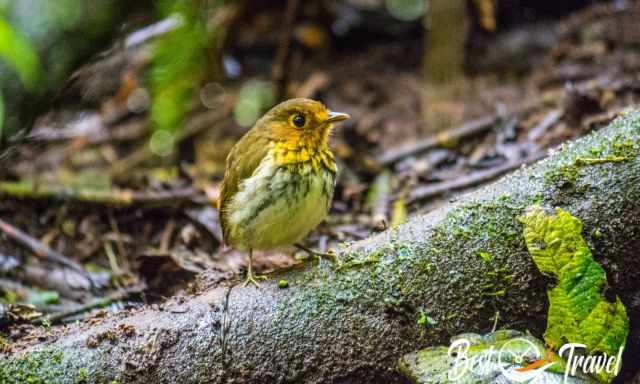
top-left (292, 113), bottom-right (306, 127)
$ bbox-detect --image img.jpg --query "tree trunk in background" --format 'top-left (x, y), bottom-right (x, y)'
top-left (2, 112), bottom-right (640, 383)
top-left (423, 0), bottom-right (466, 84)
top-left (422, 0), bottom-right (468, 134)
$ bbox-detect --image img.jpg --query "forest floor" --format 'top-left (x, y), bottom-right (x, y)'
top-left (1, 1), bottom-right (640, 350)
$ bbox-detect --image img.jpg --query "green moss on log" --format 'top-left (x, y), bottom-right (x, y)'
top-left (0, 349), bottom-right (67, 384)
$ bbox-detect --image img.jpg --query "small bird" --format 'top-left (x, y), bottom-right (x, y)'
top-left (219, 98), bottom-right (349, 286)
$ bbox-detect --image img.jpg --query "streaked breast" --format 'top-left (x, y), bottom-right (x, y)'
top-left (226, 152), bottom-right (335, 250)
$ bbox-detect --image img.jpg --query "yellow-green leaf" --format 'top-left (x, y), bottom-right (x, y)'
top-left (520, 206), bottom-right (629, 382)
top-left (0, 16), bottom-right (42, 91)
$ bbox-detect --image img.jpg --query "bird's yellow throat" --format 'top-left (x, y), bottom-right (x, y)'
top-left (271, 132), bottom-right (337, 173)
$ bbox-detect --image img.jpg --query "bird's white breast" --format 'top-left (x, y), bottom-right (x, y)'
top-left (227, 152), bottom-right (335, 250)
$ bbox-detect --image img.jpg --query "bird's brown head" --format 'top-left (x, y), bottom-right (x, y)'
top-left (255, 98), bottom-right (349, 152)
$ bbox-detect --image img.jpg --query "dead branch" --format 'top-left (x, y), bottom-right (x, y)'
top-left (36, 285), bottom-right (145, 325)
top-left (377, 99), bottom-right (543, 165)
top-left (0, 218), bottom-right (90, 283)
top-left (0, 184), bottom-right (204, 207)
top-left (408, 152), bottom-right (545, 203)
top-left (527, 109), bottom-right (563, 142)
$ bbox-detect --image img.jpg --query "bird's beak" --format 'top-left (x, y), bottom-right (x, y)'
top-left (326, 111), bottom-right (350, 124)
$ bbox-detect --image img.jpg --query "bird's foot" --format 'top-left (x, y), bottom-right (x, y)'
top-left (294, 243), bottom-right (341, 265)
top-left (243, 271), bottom-right (267, 288)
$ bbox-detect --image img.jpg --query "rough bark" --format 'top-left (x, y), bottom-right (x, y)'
top-left (2, 112), bottom-right (640, 383)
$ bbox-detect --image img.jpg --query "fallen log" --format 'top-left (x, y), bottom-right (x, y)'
top-left (2, 111), bottom-right (640, 383)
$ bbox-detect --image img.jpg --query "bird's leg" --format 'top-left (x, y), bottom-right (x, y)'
top-left (294, 243), bottom-right (340, 265)
top-left (243, 249), bottom-right (266, 287)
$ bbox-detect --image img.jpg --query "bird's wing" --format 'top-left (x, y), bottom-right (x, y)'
top-left (218, 129), bottom-right (271, 243)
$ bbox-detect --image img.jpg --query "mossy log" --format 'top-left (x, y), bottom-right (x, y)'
top-left (2, 112), bottom-right (640, 383)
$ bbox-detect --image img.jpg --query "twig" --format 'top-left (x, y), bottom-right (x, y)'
top-left (27, 115), bottom-right (148, 145)
top-left (35, 285), bottom-right (145, 324)
top-left (0, 218), bottom-right (91, 282)
top-left (159, 219), bottom-right (176, 253)
top-left (377, 99), bottom-right (543, 165)
top-left (582, 105), bottom-right (635, 129)
top-left (294, 243), bottom-right (339, 264)
top-left (491, 310), bottom-right (500, 332)
top-left (271, 0), bottom-right (300, 100)
top-left (107, 209), bottom-right (129, 269)
top-left (408, 153), bottom-right (545, 203)
top-left (0, 182), bottom-right (203, 207)
top-left (104, 242), bottom-right (123, 280)
top-left (527, 109), bottom-right (563, 142)
top-left (125, 16), bottom-right (183, 48)
top-left (20, 264), bottom-right (91, 300)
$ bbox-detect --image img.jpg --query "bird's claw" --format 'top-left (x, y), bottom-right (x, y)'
top-left (318, 250), bottom-right (341, 264)
top-left (295, 244), bottom-right (341, 265)
top-left (243, 272), bottom-right (267, 288)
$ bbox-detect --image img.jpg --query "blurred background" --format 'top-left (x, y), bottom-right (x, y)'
top-left (1, 0), bottom-right (639, 356)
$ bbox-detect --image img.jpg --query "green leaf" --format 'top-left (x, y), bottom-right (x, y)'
top-left (520, 207), bottom-right (629, 382)
top-left (27, 290), bottom-right (60, 306)
top-left (519, 207), bottom-right (583, 275)
top-left (0, 16), bottom-right (42, 91)
top-left (148, 0), bottom-right (215, 149)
